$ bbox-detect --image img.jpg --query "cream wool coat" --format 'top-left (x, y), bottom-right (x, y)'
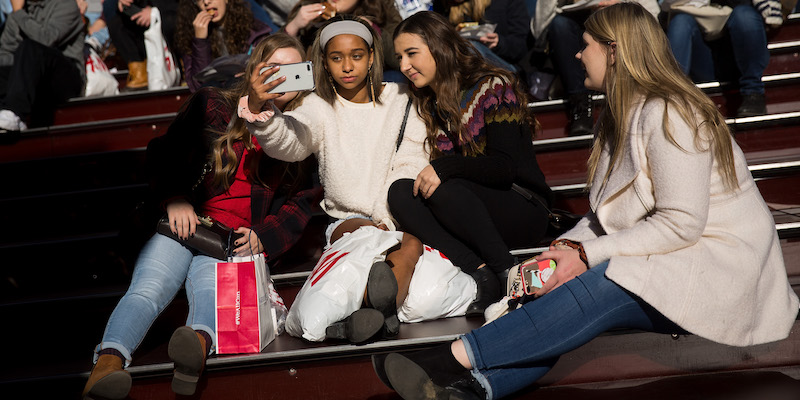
top-left (247, 83), bottom-right (430, 230)
top-left (562, 97), bottom-right (798, 347)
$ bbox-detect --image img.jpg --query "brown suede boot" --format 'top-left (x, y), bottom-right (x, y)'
top-left (125, 61), bottom-right (148, 91)
top-left (168, 326), bottom-right (208, 396)
top-left (82, 354), bottom-right (131, 400)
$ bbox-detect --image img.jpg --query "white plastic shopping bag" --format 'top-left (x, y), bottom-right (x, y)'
top-left (397, 245), bottom-right (476, 323)
top-left (84, 47), bottom-right (119, 97)
top-left (285, 226), bottom-right (403, 341)
top-left (144, 7), bottom-right (180, 90)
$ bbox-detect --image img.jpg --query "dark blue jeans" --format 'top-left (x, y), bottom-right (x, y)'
top-left (667, 5), bottom-right (768, 95)
top-left (547, 14), bottom-right (590, 97)
top-left (462, 262), bottom-right (685, 399)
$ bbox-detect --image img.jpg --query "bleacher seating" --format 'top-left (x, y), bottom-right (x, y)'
top-left (2, 14), bottom-right (800, 399)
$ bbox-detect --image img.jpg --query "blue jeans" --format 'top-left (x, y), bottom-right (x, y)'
top-left (246, 0), bottom-right (279, 33)
top-left (85, 11), bottom-right (111, 48)
top-left (470, 40), bottom-right (518, 73)
top-left (667, 5), bottom-right (768, 95)
top-left (547, 14), bottom-right (589, 97)
top-left (462, 262), bottom-right (684, 399)
top-left (94, 234), bottom-right (218, 365)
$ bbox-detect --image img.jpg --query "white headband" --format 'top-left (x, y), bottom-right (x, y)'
top-left (319, 20), bottom-right (374, 49)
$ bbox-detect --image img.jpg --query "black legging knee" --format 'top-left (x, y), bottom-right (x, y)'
top-left (388, 178), bottom-right (549, 274)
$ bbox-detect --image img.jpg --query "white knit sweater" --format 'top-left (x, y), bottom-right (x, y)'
top-left (246, 83), bottom-right (430, 229)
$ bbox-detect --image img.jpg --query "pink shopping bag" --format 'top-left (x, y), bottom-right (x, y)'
top-left (215, 254), bottom-right (276, 354)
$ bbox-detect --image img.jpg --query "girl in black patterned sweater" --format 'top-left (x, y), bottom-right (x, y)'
top-left (389, 11), bottom-right (552, 316)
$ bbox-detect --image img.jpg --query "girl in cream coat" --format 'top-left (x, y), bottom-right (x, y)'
top-left (374, 3), bottom-right (799, 400)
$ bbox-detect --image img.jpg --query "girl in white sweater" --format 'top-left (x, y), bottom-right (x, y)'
top-left (239, 15), bottom-right (432, 342)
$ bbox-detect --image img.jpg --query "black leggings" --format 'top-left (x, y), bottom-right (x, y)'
top-left (388, 178), bottom-right (549, 275)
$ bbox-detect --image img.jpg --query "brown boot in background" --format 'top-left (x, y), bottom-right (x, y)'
top-left (82, 353), bottom-right (131, 400)
top-left (124, 61), bottom-right (148, 91)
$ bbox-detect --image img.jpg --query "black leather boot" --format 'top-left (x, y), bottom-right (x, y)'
top-left (737, 93), bottom-right (766, 117)
top-left (365, 261), bottom-right (400, 337)
top-left (380, 344), bottom-right (487, 400)
top-left (325, 308), bottom-right (385, 343)
top-left (567, 93), bottom-right (593, 136)
top-left (465, 267), bottom-right (503, 317)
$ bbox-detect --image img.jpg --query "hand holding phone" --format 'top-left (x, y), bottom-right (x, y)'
top-left (260, 61), bottom-right (315, 94)
top-left (520, 259), bottom-right (556, 295)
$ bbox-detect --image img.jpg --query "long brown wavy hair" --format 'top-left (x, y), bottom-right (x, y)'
top-left (307, 14), bottom-right (384, 106)
top-left (208, 34), bottom-right (308, 191)
top-left (176, 0), bottom-right (255, 60)
top-left (393, 11), bottom-right (536, 159)
top-left (584, 3), bottom-right (737, 190)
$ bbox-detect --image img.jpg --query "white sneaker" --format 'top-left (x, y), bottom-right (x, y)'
top-left (0, 109), bottom-right (26, 131)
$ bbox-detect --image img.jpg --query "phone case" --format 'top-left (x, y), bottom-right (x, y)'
top-left (262, 61), bottom-right (315, 93)
top-left (520, 259), bottom-right (556, 295)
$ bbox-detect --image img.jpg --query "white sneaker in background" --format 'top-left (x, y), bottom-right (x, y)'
top-left (0, 109), bottom-right (26, 131)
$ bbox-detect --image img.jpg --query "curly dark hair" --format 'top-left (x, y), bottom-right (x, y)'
top-left (175, 0), bottom-right (255, 59)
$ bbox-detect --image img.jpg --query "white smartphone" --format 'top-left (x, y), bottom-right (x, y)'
top-left (261, 61), bottom-right (315, 93)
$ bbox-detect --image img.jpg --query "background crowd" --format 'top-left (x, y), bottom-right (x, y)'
top-left (0, 0), bottom-right (796, 132)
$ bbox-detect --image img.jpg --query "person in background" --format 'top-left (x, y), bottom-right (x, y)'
top-left (0, 0), bottom-right (85, 131)
top-left (436, 0), bottom-right (530, 72)
top-left (81, 34), bottom-right (319, 400)
top-left (374, 4), bottom-right (799, 399)
top-left (80, 0), bottom-right (112, 52)
top-left (540, 0), bottom-right (659, 136)
top-left (254, 0), bottom-right (298, 27)
top-left (175, 0), bottom-right (272, 92)
top-left (283, 0), bottom-right (403, 74)
top-left (103, 0), bottom-right (179, 90)
top-left (665, 0), bottom-right (771, 117)
top-left (390, 11), bottom-right (552, 316)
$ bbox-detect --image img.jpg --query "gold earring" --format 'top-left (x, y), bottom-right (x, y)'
top-left (369, 73), bottom-right (376, 107)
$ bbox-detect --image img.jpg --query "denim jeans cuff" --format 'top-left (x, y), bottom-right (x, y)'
top-left (460, 334), bottom-right (493, 399)
top-left (94, 342), bottom-right (133, 368)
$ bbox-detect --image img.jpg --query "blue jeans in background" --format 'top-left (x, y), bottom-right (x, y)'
top-left (470, 40), bottom-right (518, 73)
top-left (85, 11), bottom-right (112, 49)
top-left (547, 14), bottom-right (589, 97)
top-left (93, 234), bottom-right (218, 366)
top-left (462, 262), bottom-right (684, 399)
top-left (667, 5), bottom-right (768, 95)
top-left (246, 0), bottom-right (279, 33)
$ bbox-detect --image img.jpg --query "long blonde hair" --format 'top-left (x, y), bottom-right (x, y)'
top-left (584, 3), bottom-right (737, 190)
top-left (448, 0), bottom-right (492, 25)
top-left (210, 34), bottom-right (307, 190)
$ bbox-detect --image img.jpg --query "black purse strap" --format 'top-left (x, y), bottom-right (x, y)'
top-left (395, 98), bottom-right (413, 152)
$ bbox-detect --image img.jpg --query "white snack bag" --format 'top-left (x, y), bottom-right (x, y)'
top-left (398, 245), bottom-right (477, 323)
top-left (285, 226), bottom-right (403, 342)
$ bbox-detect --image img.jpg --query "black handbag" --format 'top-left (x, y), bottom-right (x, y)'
top-left (157, 215), bottom-right (244, 260)
top-left (511, 183), bottom-right (582, 236)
